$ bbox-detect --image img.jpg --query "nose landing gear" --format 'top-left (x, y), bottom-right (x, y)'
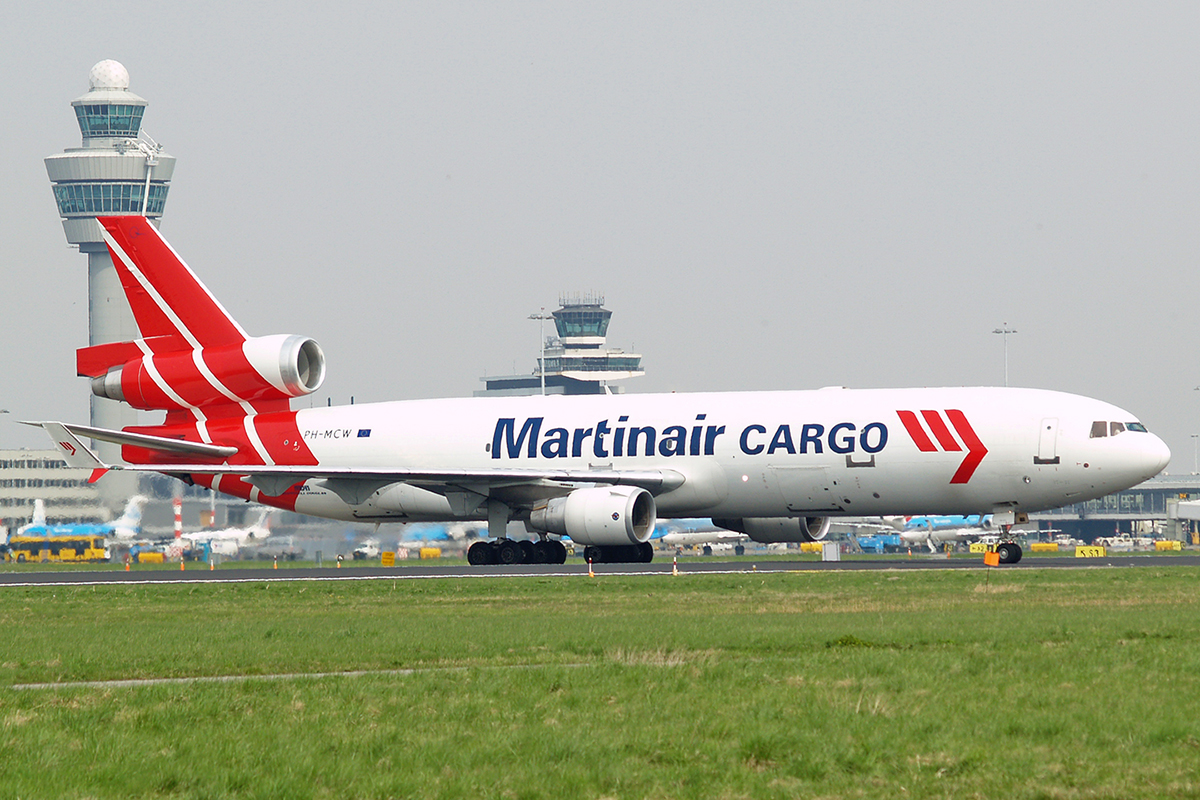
top-left (994, 540), bottom-right (1023, 564)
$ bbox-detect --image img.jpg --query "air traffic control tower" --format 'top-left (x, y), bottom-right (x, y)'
top-left (478, 294), bottom-right (644, 396)
top-left (44, 60), bottom-right (175, 502)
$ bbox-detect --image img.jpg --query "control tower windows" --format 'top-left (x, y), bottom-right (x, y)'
top-left (74, 104), bottom-right (144, 137)
top-left (553, 307), bottom-right (612, 338)
top-left (541, 356), bottom-right (644, 373)
top-left (53, 182), bottom-right (168, 215)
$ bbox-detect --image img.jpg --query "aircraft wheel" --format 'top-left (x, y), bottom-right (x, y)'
top-left (551, 540), bottom-right (568, 564)
top-left (702, 545), bottom-right (712, 556)
top-left (996, 542), bottom-right (1019, 564)
top-left (467, 541), bottom-right (494, 566)
top-left (519, 540), bottom-right (536, 563)
top-left (530, 540), bottom-right (551, 564)
top-left (638, 542), bottom-right (654, 563)
top-left (584, 545), bottom-right (603, 564)
top-left (496, 539), bottom-right (524, 565)
top-left (734, 545), bottom-right (745, 556)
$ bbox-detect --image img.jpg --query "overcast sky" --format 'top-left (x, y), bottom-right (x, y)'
top-left (2, 3), bottom-right (1199, 470)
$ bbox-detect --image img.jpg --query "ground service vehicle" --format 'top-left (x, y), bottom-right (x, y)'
top-left (5, 535), bottom-right (110, 563)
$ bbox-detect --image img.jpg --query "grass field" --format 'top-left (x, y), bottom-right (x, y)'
top-left (1, 566), bottom-right (1198, 798)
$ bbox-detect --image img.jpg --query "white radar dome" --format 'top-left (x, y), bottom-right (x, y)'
top-left (89, 60), bottom-right (130, 91)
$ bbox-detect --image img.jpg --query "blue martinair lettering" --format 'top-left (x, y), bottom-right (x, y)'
top-left (799, 424), bottom-right (824, 454)
top-left (613, 416), bottom-right (629, 457)
top-left (703, 424), bottom-right (725, 455)
top-left (541, 428), bottom-right (569, 458)
top-left (659, 426), bottom-right (687, 457)
top-left (491, 415), bottom-right (883, 460)
top-left (627, 426), bottom-right (656, 457)
top-left (571, 428), bottom-right (594, 458)
top-left (860, 422), bottom-right (888, 453)
top-left (594, 419), bottom-right (612, 458)
top-left (828, 422), bottom-right (856, 454)
top-left (768, 425), bottom-right (795, 455)
top-left (740, 424), bottom-right (767, 455)
top-left (492, 417), bottom-right (543, 459)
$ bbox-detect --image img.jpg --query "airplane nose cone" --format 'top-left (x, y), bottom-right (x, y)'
top-left (1140, 434), bottom-right (1171, 480)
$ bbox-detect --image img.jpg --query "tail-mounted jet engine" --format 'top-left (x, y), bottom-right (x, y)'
top-left (712, 516), bottom-right (831, 544)
top-left (89, 334), bottom-right (326, 411)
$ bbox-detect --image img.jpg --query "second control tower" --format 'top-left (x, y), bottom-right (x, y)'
top-left (478, 294), bottom-right (644, 396)
top-left (44, 60), bottom-right (175, 501)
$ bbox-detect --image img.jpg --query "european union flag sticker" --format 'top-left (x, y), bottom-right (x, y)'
top-left (357, 429), bottom-right (371, 438)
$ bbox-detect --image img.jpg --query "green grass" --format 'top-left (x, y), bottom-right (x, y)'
top-left (1, 568), bottom-right (1199, 798)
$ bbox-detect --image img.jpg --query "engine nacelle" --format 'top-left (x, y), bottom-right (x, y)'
top-left (92, 334), bottom-right (325, 411)
top-left (529, 486), bottom-right (656, 546)
top-left (712, 516), bottom-right (831, 544)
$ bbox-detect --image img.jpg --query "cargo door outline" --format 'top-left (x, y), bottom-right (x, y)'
top-left (770, 465), bottom-right (841, 513)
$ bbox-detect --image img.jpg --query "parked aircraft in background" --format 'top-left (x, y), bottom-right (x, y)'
top-left (14, 496), bottom-right (147, 541)
top-left (399, 522), bottom-right (480, 546)
top-left (892, 514), bottom-right (993, 552)
top-left (177, 507), bottom-right (271, 556)
top-left (656, 519), bottom-right (750, 553)
top-left (30, 216), bottom-right (1171, 568)
top-left (14, 499), bottom-right (48, 536)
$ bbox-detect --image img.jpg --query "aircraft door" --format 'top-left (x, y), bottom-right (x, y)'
top-left (1035, 418), bottom-right (1060, 465)
top-left (770, 465), bottom-right (841, 513)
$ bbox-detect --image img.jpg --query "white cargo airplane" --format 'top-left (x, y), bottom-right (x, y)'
top-left (28, 217), bottom-right (1170, 567)
top-left (178, 508), bottom-right (271, 550)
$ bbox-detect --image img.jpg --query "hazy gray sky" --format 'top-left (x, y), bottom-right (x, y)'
top-left (3, 3), bottom-right (1199, 470)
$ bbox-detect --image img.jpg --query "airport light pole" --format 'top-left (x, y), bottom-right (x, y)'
top-left (992, 324), bottom-right (1017, 387)
top-left (1192, 434), bottom-right (1198, 475)
top-left (528, 308), bottom-right (553, 396)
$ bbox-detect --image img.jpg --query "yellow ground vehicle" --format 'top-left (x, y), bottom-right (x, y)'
top-left (4, 535), bottom-right (110, 563)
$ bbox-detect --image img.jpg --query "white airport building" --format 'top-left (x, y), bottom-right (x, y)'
top-left (0, 449), bottom-right (106, 534)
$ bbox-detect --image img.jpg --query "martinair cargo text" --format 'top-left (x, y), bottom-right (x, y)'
top-left (30, 217), bottom-right (1170, 566)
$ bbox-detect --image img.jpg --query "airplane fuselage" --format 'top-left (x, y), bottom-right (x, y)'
top-left (247, 386), bottom-right (1167, 523)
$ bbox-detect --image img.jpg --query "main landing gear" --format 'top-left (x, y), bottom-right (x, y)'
top-left (583, 542), bottom-right (653, 564)
top-left (465, 540), bottom-right (655, 566)
top-left (467, 538), bottom-right (568, 566)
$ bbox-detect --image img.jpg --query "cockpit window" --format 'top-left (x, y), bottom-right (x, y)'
top-left (1091, 421), bottom-right (1146, 437)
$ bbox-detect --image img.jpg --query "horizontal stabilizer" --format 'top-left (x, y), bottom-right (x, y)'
top-left (76, 336), bottom-right (181, 377)
top-left (24, 421), bottom-right (239, 460)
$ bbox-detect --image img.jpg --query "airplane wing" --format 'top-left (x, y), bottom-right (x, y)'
top-left (28, 420), bottom-right (687, 503)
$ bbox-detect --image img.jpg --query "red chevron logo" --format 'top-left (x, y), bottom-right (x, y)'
top-left (895, 409), bottom-right (989, 484)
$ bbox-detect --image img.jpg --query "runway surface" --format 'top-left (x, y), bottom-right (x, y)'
top-left (2, 554), bottom-right (1198, 587)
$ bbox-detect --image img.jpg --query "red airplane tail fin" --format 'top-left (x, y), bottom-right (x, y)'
top-left (78, 216), bottom-right (325, 415)
top-left (100, 216), bottom-right (247, 349)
